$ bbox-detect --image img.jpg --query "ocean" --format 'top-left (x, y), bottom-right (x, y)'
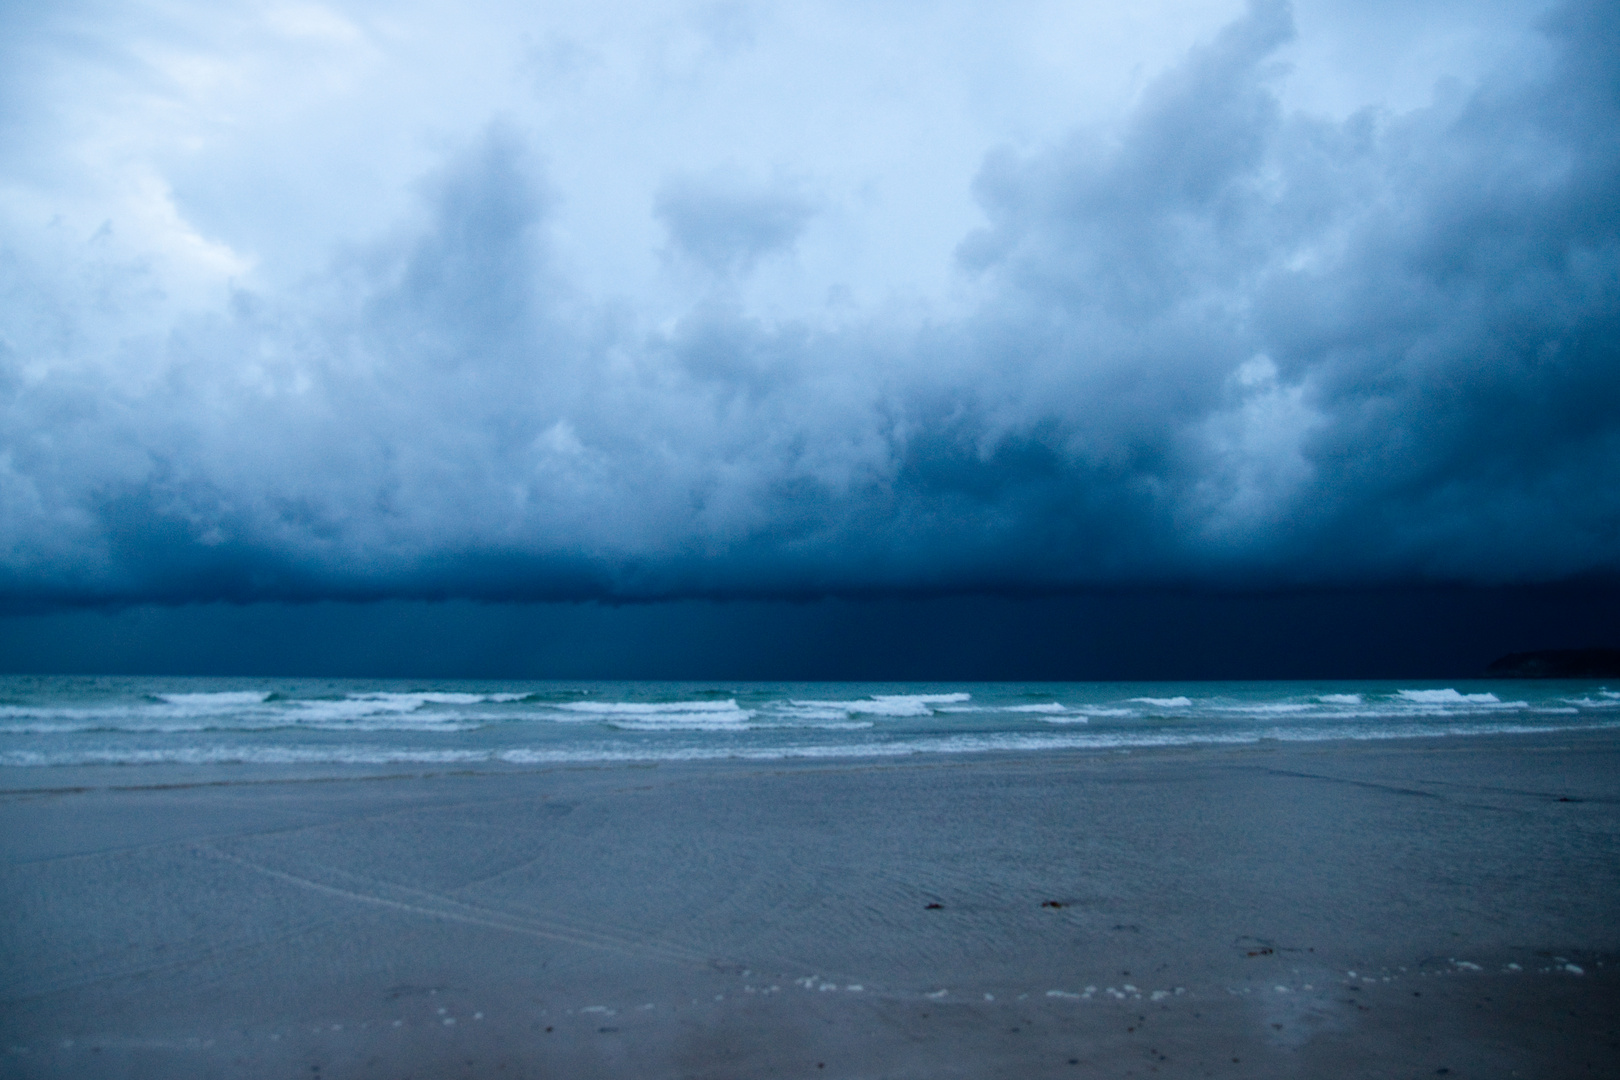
top-left (1, 675), bottom-right (1616, 771)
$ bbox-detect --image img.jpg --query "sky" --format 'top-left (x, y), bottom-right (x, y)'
top-left (0, 0), bottom-right (1616, 676)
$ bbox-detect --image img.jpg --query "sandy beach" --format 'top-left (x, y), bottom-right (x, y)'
top-left (3, 730), bottom-right (1618, 1078)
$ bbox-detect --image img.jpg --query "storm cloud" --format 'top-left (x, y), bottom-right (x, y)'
top-left (0, 0), bottom-right (1615, 607)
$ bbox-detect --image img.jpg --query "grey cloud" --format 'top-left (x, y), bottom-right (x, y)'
top-left (945, 0), bottom-right (1620, 584)
top-left (654, 170), bottom-right (817, 276)
top-left (1, 0), bottom-right (1617, 607)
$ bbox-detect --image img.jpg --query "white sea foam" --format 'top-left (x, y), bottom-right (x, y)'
top-left (787, 693), bottom-right (970, 717)
top-left (0, 720), bottom-right (201, 735)
top-left (871, 693), bottom-right (971, 706)
top-left (7, 678), bottom-right (1617, 772)
top-left (774, 702), bottom-right (862, 721)
top-left (605, 717), bottom-right (752, 732)
top-left (0, 691), bottom-right (511, 734)
top-left (0, 745), bottom-right (495, 767)
top-left (333, 692), bottom-right (521, 708)
top-left (2, 680), bottom-right (1594, 746)
top-left (748, 720), bottom-right (876, 731)
top-left (555, 700), bottom-right (748, 716)
top-left (1264, 720), bottom-right (1592, 743)
top-left (269, 692), bottom-right (530, 724)
top-left (7, 715), bottom-right (1617, 769)
top-left (0, 714), bottom-right (484, 734)
top-left (553, 698), bottom-right (754, 730)
top-left (283, 697), bottom-right (497, 728)
top-left (153, 691), bottom-right (274, 707)
top-left (292, 700), bottom-right (435, 719)
top-left (1396, 689), bottom-right (1505, 705)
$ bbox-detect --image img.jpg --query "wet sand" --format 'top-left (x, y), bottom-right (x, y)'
top-left (3, 730), bottom-right (1619, 1078)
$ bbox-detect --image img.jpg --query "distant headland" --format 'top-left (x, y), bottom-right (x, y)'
top-left (1485, 648), bottom-right (1620, 678)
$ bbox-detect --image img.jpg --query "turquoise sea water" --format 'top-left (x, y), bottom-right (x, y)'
top-left (1, 676), bottom-right (1616, 769)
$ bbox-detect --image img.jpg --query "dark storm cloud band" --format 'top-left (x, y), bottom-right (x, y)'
top-left (1, 0), bottom-right (1616, 607)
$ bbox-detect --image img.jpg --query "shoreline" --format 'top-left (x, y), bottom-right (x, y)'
top-left (4, 728), bottom-right (1618, 1077)
top-left (5, 721), bottom-right (1619, 789)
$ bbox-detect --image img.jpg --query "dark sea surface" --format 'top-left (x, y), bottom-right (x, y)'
top-left (1, 676), bottom-right (1616, 770)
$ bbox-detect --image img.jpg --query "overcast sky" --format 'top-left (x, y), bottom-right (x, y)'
top-left (1, 0), bottom-right (1616, 615)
